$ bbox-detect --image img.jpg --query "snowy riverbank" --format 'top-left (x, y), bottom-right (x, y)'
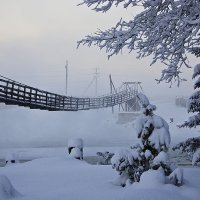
top-left (0, 146), bottom-right (197, 167)
top-left (0, 155), bottom-right (200, 200)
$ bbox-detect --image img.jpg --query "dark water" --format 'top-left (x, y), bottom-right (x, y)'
top-left (0, 151), bottom-right (199, 167)
top-left (0, 159), bottom-right (30, 167)
top-left (84, 156), bottom-right (99, 165)
top-left (86, 151), bottom-right (197, 166)
top-left (0, 159), bottom-right (5, 167)
top-left (0, 157), bottom-right (98, 167)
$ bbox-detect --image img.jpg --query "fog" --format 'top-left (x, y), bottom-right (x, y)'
top-left (0, 107), bottom-right (137, 148)
top-left (0, 0), bottom-right (196, 147)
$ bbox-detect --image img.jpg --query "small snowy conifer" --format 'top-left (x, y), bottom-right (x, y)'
top-left (111, 93), bottom-right (180, 186)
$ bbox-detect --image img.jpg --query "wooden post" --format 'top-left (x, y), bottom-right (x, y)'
top-left (29, 88), bottom-right (32, 103)
top-left (11, 83), bottom-right (14, 99)
top-left (5, 81), bottom-right (8, 98)
top-left (55, 94), bottom-right (57, 109)
top-left (35, 90), bottom-right (38, 103)
top-left (23, 87), bottom-right (26, 101)
top-left (46, 92), bottom-right (48, 106)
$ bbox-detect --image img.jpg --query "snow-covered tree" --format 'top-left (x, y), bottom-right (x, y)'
top-left (135, 93), bottom-right (171, 158)
top-left (180, 64), bottom-right (200, 128)
top-left (78, 0), bottom-right (200, 85)
top-left (111, 93), bottom-right (181, 186)
top-left (174, 64), bottom-right (200, 165)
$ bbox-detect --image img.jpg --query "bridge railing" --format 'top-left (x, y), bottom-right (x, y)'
top-left (0, 77), bottom-right (79, 111)
top-left (0, 76), bottom-right (136, 111)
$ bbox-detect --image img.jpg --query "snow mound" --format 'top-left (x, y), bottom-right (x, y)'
top-left (69, 148), bottom-right (83, 160)
top-left (5, 153), bottom-right (19, 166)
top-left (153, 151), bottom-right (169, 165)
top-left (0, 175), bottom-right (22, 199)
top-left (68, 138), bottom-right (83, 149)
top-left (139, 170), bottom-right (165, 187)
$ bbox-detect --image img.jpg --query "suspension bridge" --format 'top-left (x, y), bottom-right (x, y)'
top-left (0, 75), bottom-right (142, 112)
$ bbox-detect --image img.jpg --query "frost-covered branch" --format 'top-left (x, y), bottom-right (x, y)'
top-left (78, 0), bottom-right (200, 84)
top-left (173, 137), bottom-right (200, 165)
top-left (78, 0), bottom-right (140, 12)
top-left (172, 137), bottom-right (200, 155)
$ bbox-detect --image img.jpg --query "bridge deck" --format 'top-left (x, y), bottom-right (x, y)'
top-left (0, 76), bottom-right (137, 111)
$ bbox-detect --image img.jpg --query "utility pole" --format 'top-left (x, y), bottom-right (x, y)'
top-left (94, 68), bottom-right (99, 96)
top-left (65, 60), bottom-right (68, 96)
top-left (109, 74), bottom-right (115, 114)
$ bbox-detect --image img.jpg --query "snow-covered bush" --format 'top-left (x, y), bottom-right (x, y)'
top-left (96, 151), bottom-right (114, 165)
top-left (111, 93), bottom-right (181, 186)
top-left (68, 138), bottom-right (83, 160)
top-left (111, 149), bottom-right (141, 186)
top-left (0, 175), bottom-right (22, 199)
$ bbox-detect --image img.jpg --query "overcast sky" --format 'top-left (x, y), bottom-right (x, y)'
top-left (0, 0), bottom-right (196, 98)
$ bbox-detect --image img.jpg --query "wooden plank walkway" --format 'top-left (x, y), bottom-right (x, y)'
top-left (0, 76), bottom-right (136, 111)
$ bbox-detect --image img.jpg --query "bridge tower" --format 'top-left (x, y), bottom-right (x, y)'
top-left (109, 76), bottom-right (143, 124)
top-left (119, 82), bottom-right (142, 112)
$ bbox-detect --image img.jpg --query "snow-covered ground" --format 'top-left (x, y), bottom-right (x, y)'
top-left (0, 99), bottom-right (200, 200)
top-left (0, 156), bottom-right (200, 200)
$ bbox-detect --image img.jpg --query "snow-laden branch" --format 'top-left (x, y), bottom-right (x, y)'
top-left (78, 0), bottom-right (200, 85)
top-left (78, 0), bottom-right (139, 12)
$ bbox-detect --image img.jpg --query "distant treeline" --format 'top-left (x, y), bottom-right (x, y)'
top-left (175, 97), bottom-right (187, 108)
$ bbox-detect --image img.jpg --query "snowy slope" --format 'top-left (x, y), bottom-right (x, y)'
top-left (0, 157), bottom-right (199, 200)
